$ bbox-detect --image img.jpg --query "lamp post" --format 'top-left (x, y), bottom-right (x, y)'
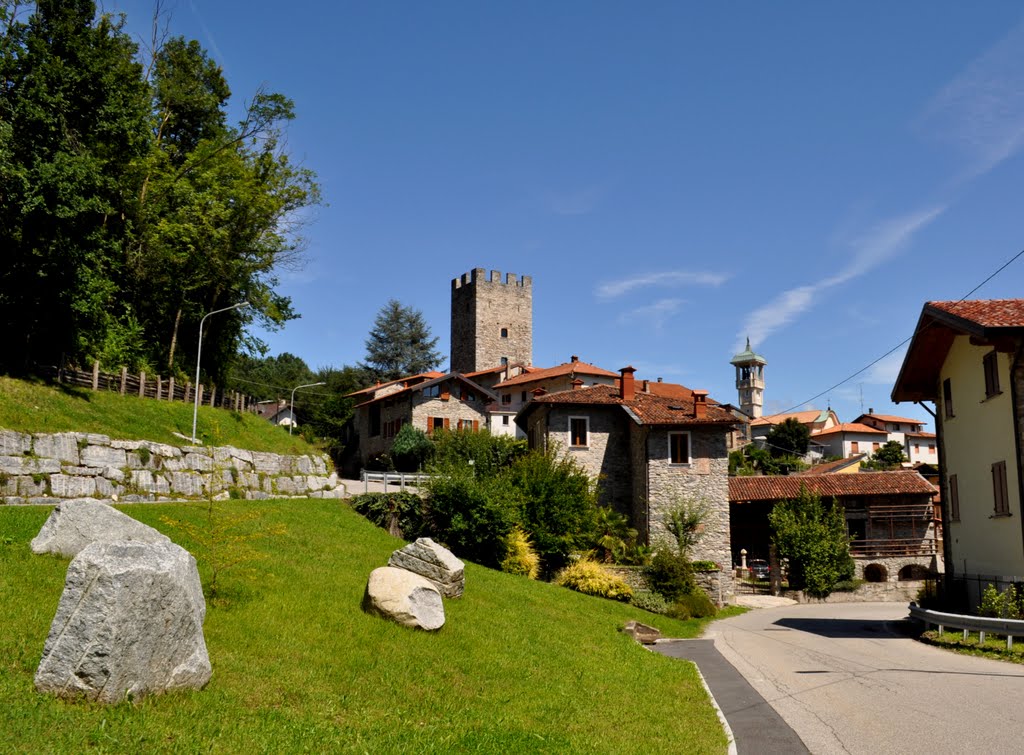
top-left (290, 381), bottom-right (326, 435)
top-left (191, 302), bottom-right (250, 443)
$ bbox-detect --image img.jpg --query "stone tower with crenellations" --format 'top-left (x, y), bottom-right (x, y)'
top-left (451, 268), bottom-right (532, 373)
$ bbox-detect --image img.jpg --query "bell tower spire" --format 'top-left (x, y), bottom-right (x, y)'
top-left (730, 337), bottom-right (767, 419)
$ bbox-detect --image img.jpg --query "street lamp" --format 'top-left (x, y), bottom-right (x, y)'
top-left (290, 381), bottom-right (326, 435)
top-left (191, 302), bottom-right (250, 443)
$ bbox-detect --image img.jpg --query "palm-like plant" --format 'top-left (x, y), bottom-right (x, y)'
top-left (594, 507), bottom-right (638, 563)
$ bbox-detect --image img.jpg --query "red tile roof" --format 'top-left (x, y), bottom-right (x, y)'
top-left (905, 431), bottom-right (936, 439)
top-left (464, 364), bottom-right (536, 378)
top-left (345, 372), bottom-right (444, 398)
top-left (811, 422), bottom-right (887, 437)
top-left (729, 471), bottom-right (937, 502)
top-left (856, 413), bottom-right (925, 425)
top-left (494, 359), bottom-right (618, 388)
top-left (929, 299), bottom-right (1024, 328)
top-left (750, 409), bottom-right (832, 427)
top-left (527, 384), bottom-right (736, 426)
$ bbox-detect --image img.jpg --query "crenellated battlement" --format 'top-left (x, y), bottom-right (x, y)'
top-left (451, 268), bottom-right (533, 290)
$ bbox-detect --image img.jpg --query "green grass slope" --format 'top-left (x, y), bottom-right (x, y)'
top-left (1, 501), bottom-right (730, 753)
top-left (0, 376), bottom-right (316, 455)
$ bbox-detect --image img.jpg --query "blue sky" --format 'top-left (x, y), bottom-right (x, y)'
top-left (104, 1), bottom-right (1024, 429)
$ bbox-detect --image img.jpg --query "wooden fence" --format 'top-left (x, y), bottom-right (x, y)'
top-left (41, 362), bottom-right (257, 413)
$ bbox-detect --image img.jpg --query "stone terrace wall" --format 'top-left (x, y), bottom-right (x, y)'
top-left (0, 429), bottom-right (343, 505)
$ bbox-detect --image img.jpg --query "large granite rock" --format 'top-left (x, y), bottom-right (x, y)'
top-left (388, 538), bottom-right (465, 598)
top-left (35, 540), bottom-right (211, 702)
top-left (31, 498), bottom-right (170, 558)
top-left (363, 566), bottom-right (445, 631)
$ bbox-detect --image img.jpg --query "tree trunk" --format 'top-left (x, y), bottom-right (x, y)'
top-left (168, 305), bottom-right (182, 372)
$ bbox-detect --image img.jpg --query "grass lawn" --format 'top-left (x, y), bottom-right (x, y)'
top-left (921, 629), bottom-right (1024, 664)
top-left (0, 376), bottom-right (317, 455)
top-left (1, 500), bottom-right (733, 753)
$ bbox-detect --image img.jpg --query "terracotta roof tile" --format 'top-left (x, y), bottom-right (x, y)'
top-left (529, 384), bottom-right (736, 426)
top-left (929, 299), bottom-right (1024, 328)
top-left (794, 454), bottom-right (867, 475)
top-left (729, 471), bottom-right (937, 502)
top-left (345, 371), bottom-right (444, 397)
top-left (750, 409), bottom-right (830, 427)
top-left (856, 413), bottom-right (925, 425)
top-left (494, 360), bottom-right (618, 388)
top-left (811, 422), bottom-right (887, 437)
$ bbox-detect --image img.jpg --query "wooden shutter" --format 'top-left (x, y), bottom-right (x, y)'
top-left (426, 416), bottom-right (434, 435)
top-left (443, 418), bottom-right (450, 430)
top-left (993, 461), bottom-right (1009, 515)
top-left (949, 475), bottom-right (960, 521)
top-left (473, 420), bottom-right (479, 432)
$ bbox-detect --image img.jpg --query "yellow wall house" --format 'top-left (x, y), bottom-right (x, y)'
top-left (892, 299), bottom-right (1024, 607)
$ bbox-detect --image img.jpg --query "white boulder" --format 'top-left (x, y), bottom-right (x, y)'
top-left (363, 566), bottom-right (445, 631)
top-left (388, 538), bottom-right (465, 598)
top-left (30, 498), bottom-right (169, 558)
top-left (35, 540), bottom-right (211, 702)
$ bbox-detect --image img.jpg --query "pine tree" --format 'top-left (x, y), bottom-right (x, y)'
top-left (361, 299), bottom-right (442, 381)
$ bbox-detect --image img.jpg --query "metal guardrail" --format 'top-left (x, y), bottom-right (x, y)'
top-left (359, 471), bottom-right (431, 492)
top-left (908, 603), bottom-right (1024, 650)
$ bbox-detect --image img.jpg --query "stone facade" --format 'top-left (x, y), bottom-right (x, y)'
top-left (450, 268), bottom-right (532, 373)
top-left (0, 429), bottom-right (342, 504)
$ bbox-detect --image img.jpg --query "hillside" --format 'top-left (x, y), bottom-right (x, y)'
top-left (0, 376), bottom-right (317, 456)
top-left (0, 500), bottom-right (730, 752)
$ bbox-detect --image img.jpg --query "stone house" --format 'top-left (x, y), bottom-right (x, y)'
top-left (352, 373), bottom-right (496, 466)
top-left (255, 399), bottom-right (296, 428)
top-left (892, 298), bottom-right (1024, 608)
top-left (728, 471), bottom-right (941, 582)
top-left (516, 367), bottom-right (739, 596)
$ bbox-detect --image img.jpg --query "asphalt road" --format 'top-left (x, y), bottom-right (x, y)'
top-left (707, 601), bottom-right (1024, 754)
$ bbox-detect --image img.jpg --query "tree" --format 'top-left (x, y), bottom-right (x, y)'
top-left (866, 440), bottom-right (907, 470)
top-left (765, 417), bottom-right (811, 458)
top-left (390, 424), bottom-right (433, 472)
top-left (361, 299), bottom-right (442, 382)
top-left (768, 485), bottom-right (854, 599)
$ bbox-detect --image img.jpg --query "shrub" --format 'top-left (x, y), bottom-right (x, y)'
top-left (429, 428), bottom-right (527, 479)
top-left (138, 446), bottom-right (151, 466)
top-left (630, 590), bottom-right (669, 615)
top-left (666, 590), bottom-right (717, 620)
top-left (644, 549), bottom-right (696, 602)
top-left (501, 527), bottom-right (540, 578)
top-left (690, 560), bottom-right (719, 573)
top-left (979, 584), bottom-right (1024, 620)
top-left (390, 424), bottom-right (433, 472)
top-left (555, 558), bottom-right (633, 602)
top-left (504, 445), bottom-right (599, 573)
top-left (350, 492), bottom-right (428, 540)
top-left (424, 471), bottom-right (520, 567)
top-left (593, 507), bottom-right (637, 563)
top-left (664, 498), bottom-right (709, 557)
top-left (833, 579), bottom-right (864, 592)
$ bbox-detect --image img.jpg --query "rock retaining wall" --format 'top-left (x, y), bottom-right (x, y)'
top-left (0, 429), bottom-right (343, 504)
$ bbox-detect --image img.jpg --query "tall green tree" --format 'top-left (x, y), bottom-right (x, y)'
top-left (0, 0), bottom-right (151, 371)
top-left (768, 485), bottom-right (854, 598)
top-left (765, 417), bottom-right (811, 458)
top-left (866, 440), bottom-right (907, 470)
top-left (361, 299), bottom-right (442, 382)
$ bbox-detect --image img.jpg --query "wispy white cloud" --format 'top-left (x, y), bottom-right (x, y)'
top-left (617, 298), bottom-right (685, 330)
top-left (596, 270), bottom-right (729, 299)
top-left (862, 347), bottom-right (909, 386)
top-left (735, 205), bottom-right (945, 351)
top-left (542, 183), bottom-right (609, 215)
top-left (919, 19), bottom-right (1024, 179)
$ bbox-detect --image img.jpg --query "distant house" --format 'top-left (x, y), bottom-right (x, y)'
top-left (256, 400), bottom-right (296, 428)
top-left (517, 367), bottom-right (739, 597)
top-left (750, 408), bottom-right (839, 460)
top-left (729, 471), bottom-right (941, 582)
top-left (810, 422), bottom-right (888, 459)
top-left (350, 372), bottom-right (496, 466)
top-left (853, 412), bottom-right (936, 464)
top-left (892, 299), bottom-right (1024, 607)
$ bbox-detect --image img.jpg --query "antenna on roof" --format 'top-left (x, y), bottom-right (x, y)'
top-left (859, 384), bottom-right (864, 414)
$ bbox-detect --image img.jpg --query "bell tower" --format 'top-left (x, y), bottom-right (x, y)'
top-left (730, 337), bottom-right (767, 419)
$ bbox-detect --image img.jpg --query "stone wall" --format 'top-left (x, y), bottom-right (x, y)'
top-left (450, 268), bottom-right (532, 373)
top-left (646, 427), bottom-right (734, 599)
top-left (788, 581), bottom-right (925, 604)
top-left (0, 429), bottom-right (343, 504)
top-left (547, 406), bottom-right (632, 514)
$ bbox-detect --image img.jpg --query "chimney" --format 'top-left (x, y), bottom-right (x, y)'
top-left (571, 355), bottom-right (579, 363)
top-left (642, 379), bottom-right (649, 393)
top-left (657, 377), bottom-right (663, 383)
top-left (571, 378), bottom-right (584, 390)
top-left (619, 366), bottom-right (636, 401)
top-left (868, 407), bottom-right (874, 415)
top-left (532, 387), bottom-right (547, 398)
top-left (693, 389), bottom-right (708, 419)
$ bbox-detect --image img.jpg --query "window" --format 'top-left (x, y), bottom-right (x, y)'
top-left (949, 474), bottom-right (960, 521)
top-left (500, 357), bottom-right (509, 366)
top-left (943, 378), bottom-right (954, 418)
top-left (521, 391), bottom-right (527, 403)
top-left (569, 416), bottom-right (588, 447)
top-left (369, 404), bottom-right (381, 437)
top-left (873, 442), bottom-right (881, 451)
top-left (501, 393), bottom-right (512, 405)
top-left (669, 432), bottom-right (691, 464)
top-left (993, 460), bottom-right (1010, 516)
top-left (423, 384), bottom-right (441, 398)
top-left (500, 327), bottom-right (508, 338)
top-left (851, 441), bottom-right (859, 453)
top-left (928, 444), bottom-right (935, 454)
top-left (984, 351), bottom-right (1001, 398)
top-left (502, 415), bottom-right (509, 426)
top-left (429, 417), bottom-right (446, 434)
